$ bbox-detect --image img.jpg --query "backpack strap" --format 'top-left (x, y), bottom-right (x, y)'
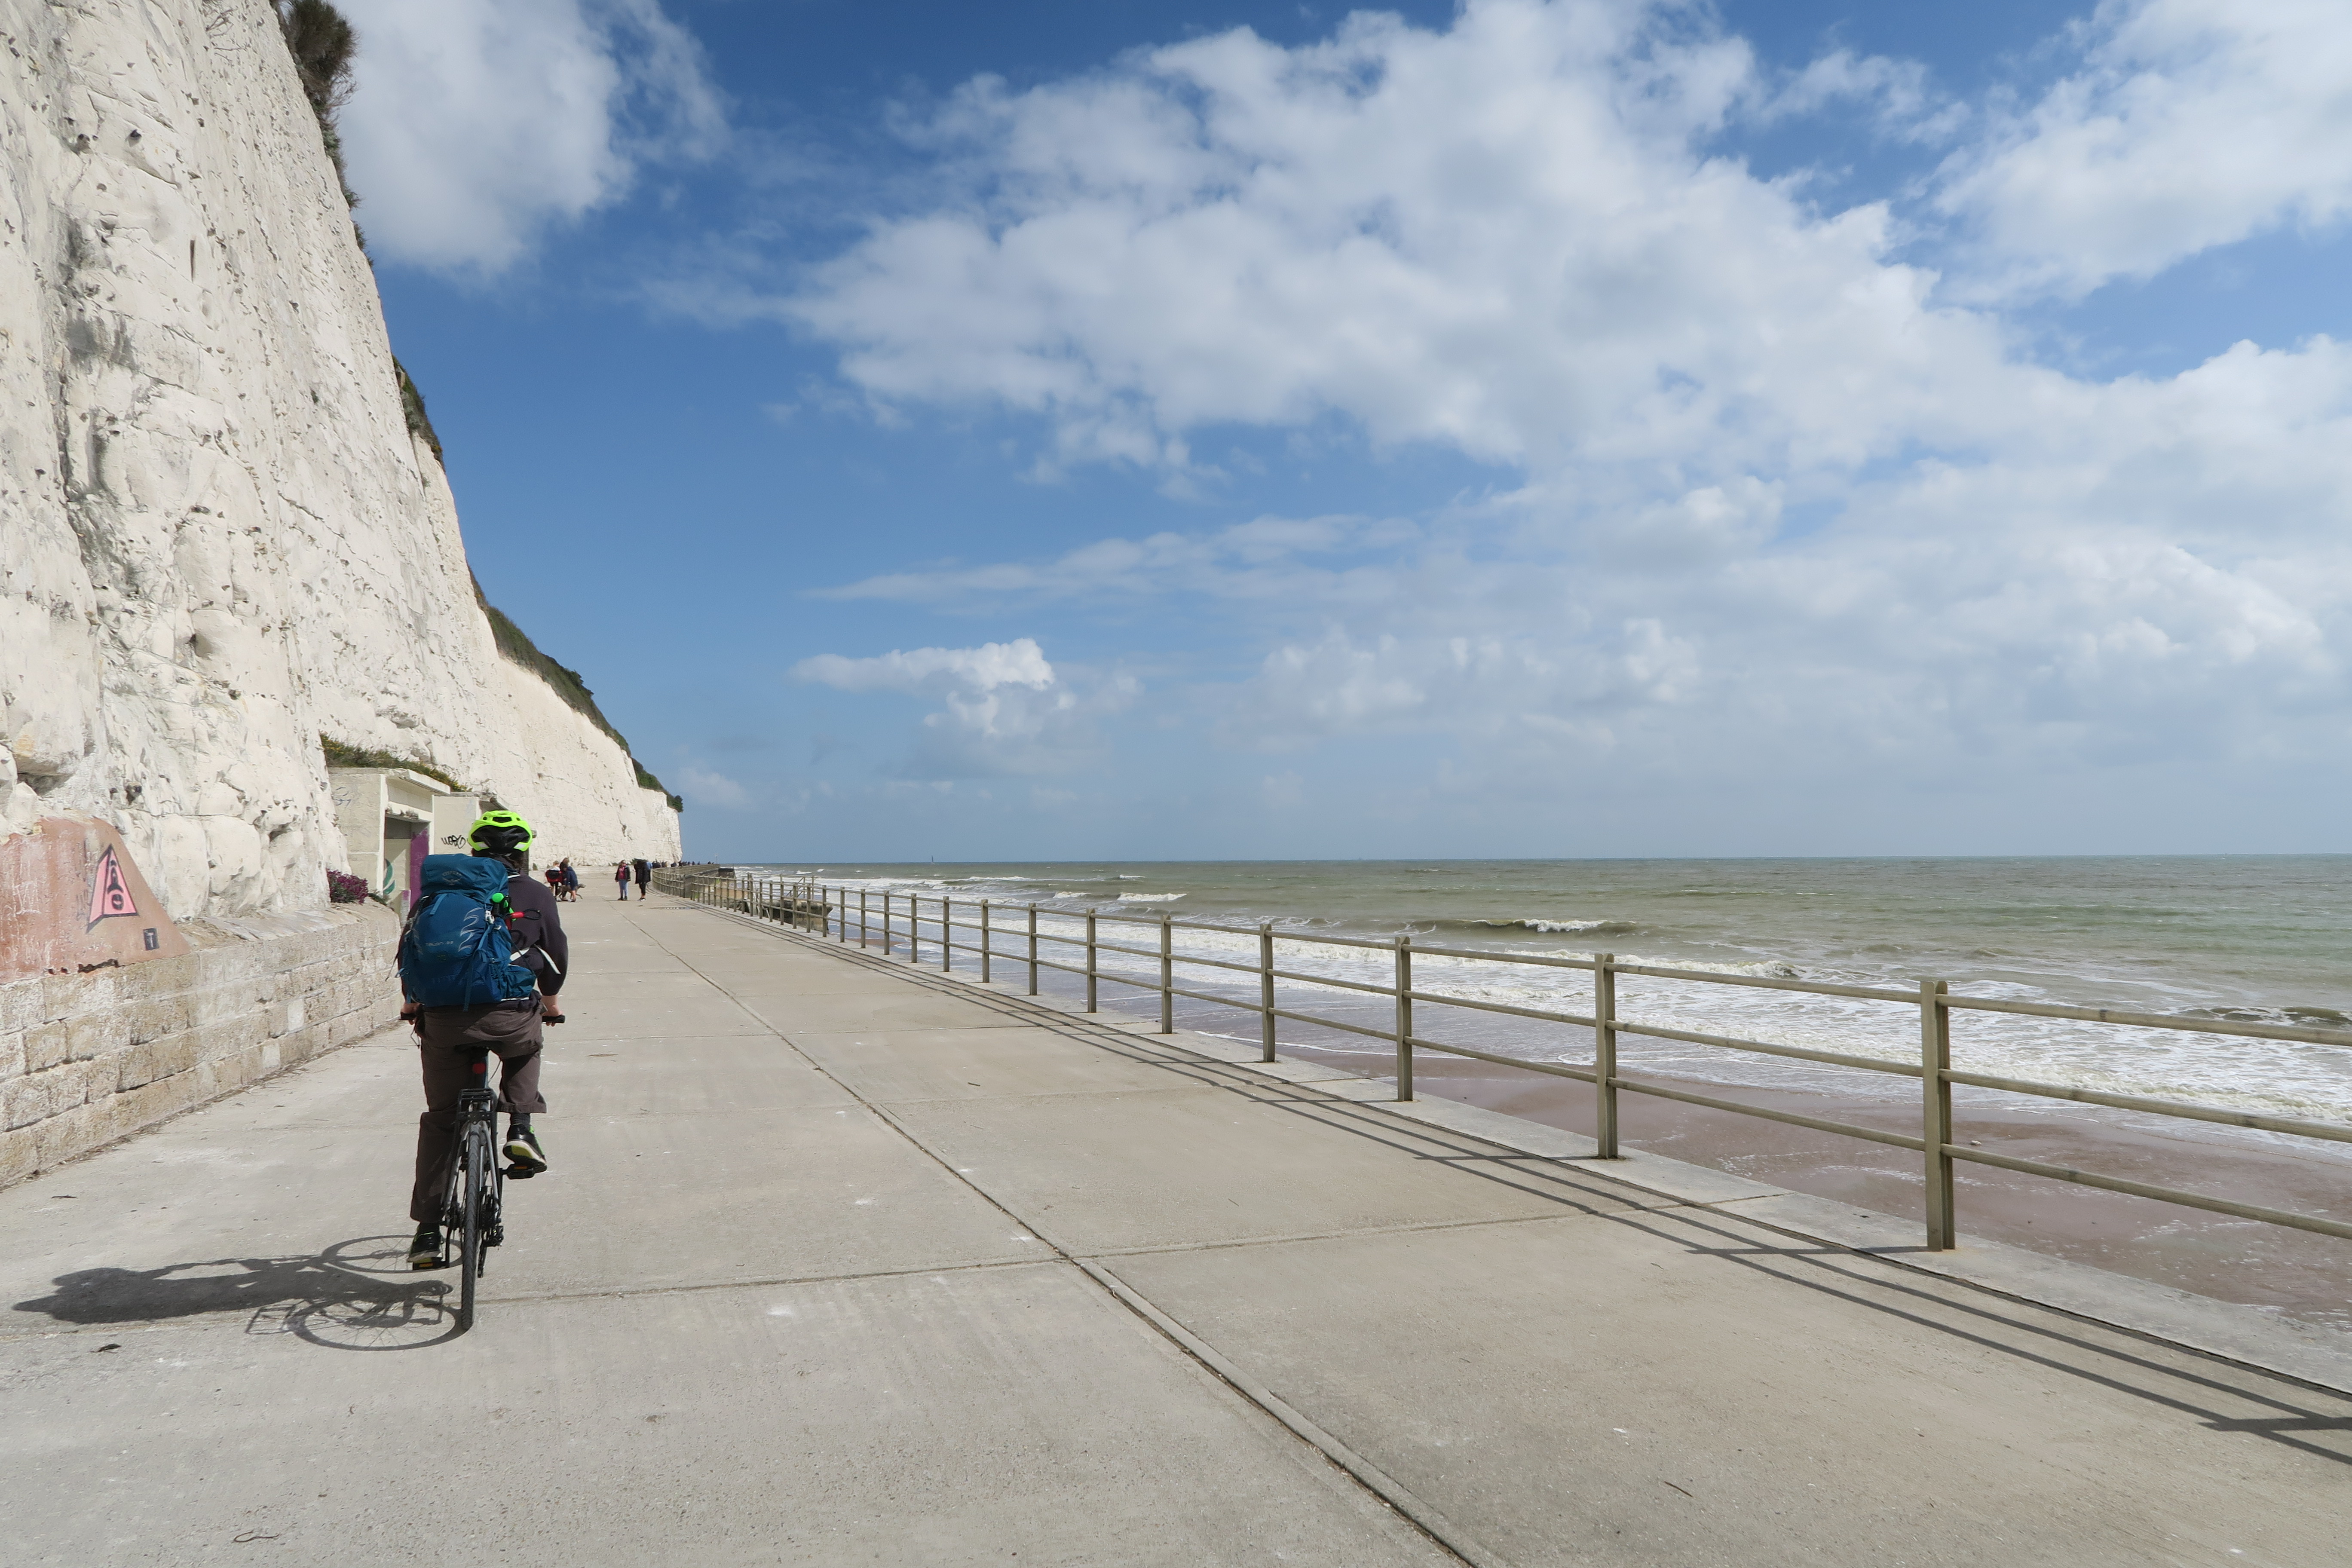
top-left (396, 888), bottom-right (434, 957)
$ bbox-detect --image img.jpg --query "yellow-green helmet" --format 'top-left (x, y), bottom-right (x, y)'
top-left (467, 809), bottom-right (535, 857)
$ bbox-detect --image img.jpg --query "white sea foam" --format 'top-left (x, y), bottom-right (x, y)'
top-left (741, 861), bottom-right (2352, 1127)
top-left (1626, 954), bottom-right (1802, 979)
top-left (1003, 908), bottom-right (2352, 1128)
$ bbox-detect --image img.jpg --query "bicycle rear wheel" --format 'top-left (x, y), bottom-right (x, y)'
top-left (458, 1121), bottom-right (492, 1324)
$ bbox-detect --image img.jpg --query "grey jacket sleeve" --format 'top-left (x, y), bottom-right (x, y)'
top-left (503, 874), bottom-right (570, 995)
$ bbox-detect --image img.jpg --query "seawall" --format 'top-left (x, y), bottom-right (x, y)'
top-left (0, 900), bottom-right (400, 1186)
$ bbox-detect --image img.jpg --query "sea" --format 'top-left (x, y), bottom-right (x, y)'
top-left (737, 857), bottom-right (2352, 1129)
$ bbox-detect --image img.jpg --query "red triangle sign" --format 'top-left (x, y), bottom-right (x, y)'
top-left (88, 846), bottom-right (139, 926)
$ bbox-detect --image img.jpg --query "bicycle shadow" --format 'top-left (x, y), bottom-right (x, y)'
top-left (12, 1236), bottom-right (462, 1350)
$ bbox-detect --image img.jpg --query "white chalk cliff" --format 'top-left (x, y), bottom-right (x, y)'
top-left (0, 0), bottom-right (681, 919)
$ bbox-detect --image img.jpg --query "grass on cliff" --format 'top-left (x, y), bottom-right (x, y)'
top-left (276, 3), bottom-right (445, 464)
top-left (393, 358), bottom-right (444, 462)
top-left (277, 1), bottom-right (357, 210)
top-left (473, 578), bottom-right (683, 811)
top-left (321, 736), bottom-right (465, 792)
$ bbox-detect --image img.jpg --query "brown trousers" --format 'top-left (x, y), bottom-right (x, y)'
top-left (409, 1002), bottom-right (549, 1223)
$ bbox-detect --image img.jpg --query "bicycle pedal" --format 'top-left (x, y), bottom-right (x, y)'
top-left (502, 1164), bottom-right (539, 1179)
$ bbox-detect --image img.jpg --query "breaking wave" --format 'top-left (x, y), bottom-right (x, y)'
top-left (728, 858), bottom-right (2352, 1126)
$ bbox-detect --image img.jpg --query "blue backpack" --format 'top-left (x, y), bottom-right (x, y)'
top-left (398, 855), bottom-right (539, 1008)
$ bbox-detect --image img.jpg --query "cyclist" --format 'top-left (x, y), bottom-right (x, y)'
top-left (404, 809), bottom-right (568, 1269)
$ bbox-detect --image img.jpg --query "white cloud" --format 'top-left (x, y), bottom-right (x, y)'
top-left (674, 765), bottom-right (752, 809)
top-left (1756, 48), bottom-right (1954, 141)
top-left (790, 640), bottom-right (1134, 777)
top-left (785, 0), bottom-right (1999, 483)
top-left (1213, 335), bottom-right (2352, 773)
top-left (1229, 621), bottom-right (1699, 750)
top-left (816, 515), bottom-right (1412, 605)
top-left (338, 0), bottom-right (723, 273)
top-left (792, 639), bottom-right (1057, 699)
top-left (1261, 772), bottom-right (1306, 808)
top-left (770, 0), bottom-right (2352, 820)
top-left (1936, 0), bottom-right (2352, 297)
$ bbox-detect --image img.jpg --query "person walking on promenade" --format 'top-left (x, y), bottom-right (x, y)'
top-left (615, 860), bottom-right (631, 900)
top-left (632, 858), bottom-right (652, 900)
top-left (400, 811), bottom-right (567, 1269)
top-left (559, 859), bottom-right (580, 902)
top-left (545, 863), bottom-right (564, 900)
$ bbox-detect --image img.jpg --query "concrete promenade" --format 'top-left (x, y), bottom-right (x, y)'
top-left (3, 894), bottom-right (2349, 1565)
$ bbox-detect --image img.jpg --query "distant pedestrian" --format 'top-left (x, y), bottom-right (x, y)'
top-left (615, 861), bottom-right (631, 900)
top-left (632, 858), bottom-right (651, 898)
top-left (545, 864), bottom-right (564, 899)
top-left (559, 859), bottom-right (580, 901)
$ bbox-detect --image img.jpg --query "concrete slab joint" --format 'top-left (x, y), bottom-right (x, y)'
top-left (682, 891), bottom-right (2352, 1402)
top-left (0, 893), bottom-right (2346, 1565)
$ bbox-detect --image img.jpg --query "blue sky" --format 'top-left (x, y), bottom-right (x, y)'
top-left (337, 0), bottom-right (2352, 861)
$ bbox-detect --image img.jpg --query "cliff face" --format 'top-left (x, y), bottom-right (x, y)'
top-left (0, 0), bottom-right (680, 919)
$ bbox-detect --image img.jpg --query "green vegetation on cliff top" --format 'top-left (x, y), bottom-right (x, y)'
top-left (277, 2), bottom-right (442, 457)
top-left (393, 358), bottom-right (443, 462)
top-left (475, 578), bottom-right (683, 812)
top-left (320, 737), bottom-right (465, 792)
top-left (280, 2), bottom-right (678, 815)
top-left (277, 1), bottom-right (358, 211)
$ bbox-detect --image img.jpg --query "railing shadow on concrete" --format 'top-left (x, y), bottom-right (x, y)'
top-left (12, 1235), bottom-right (457, 1351)
top-left (1103, 1044), bottom-right (2352, 1463)
top-left (674, 872), bottom-right (2352, 1264)
top-left (655, 875), bottom-right (2352, 1461)
top-left (1594, 1200), bottom-right (2352, 1467)
top-left (962, 1004), bottom-right (2352, 1461)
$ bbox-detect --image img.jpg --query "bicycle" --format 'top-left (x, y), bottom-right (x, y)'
top-left (428, 1012), bottom-right (562, 1325)
top-left (436, 1047), bottom-right (505, 1326)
